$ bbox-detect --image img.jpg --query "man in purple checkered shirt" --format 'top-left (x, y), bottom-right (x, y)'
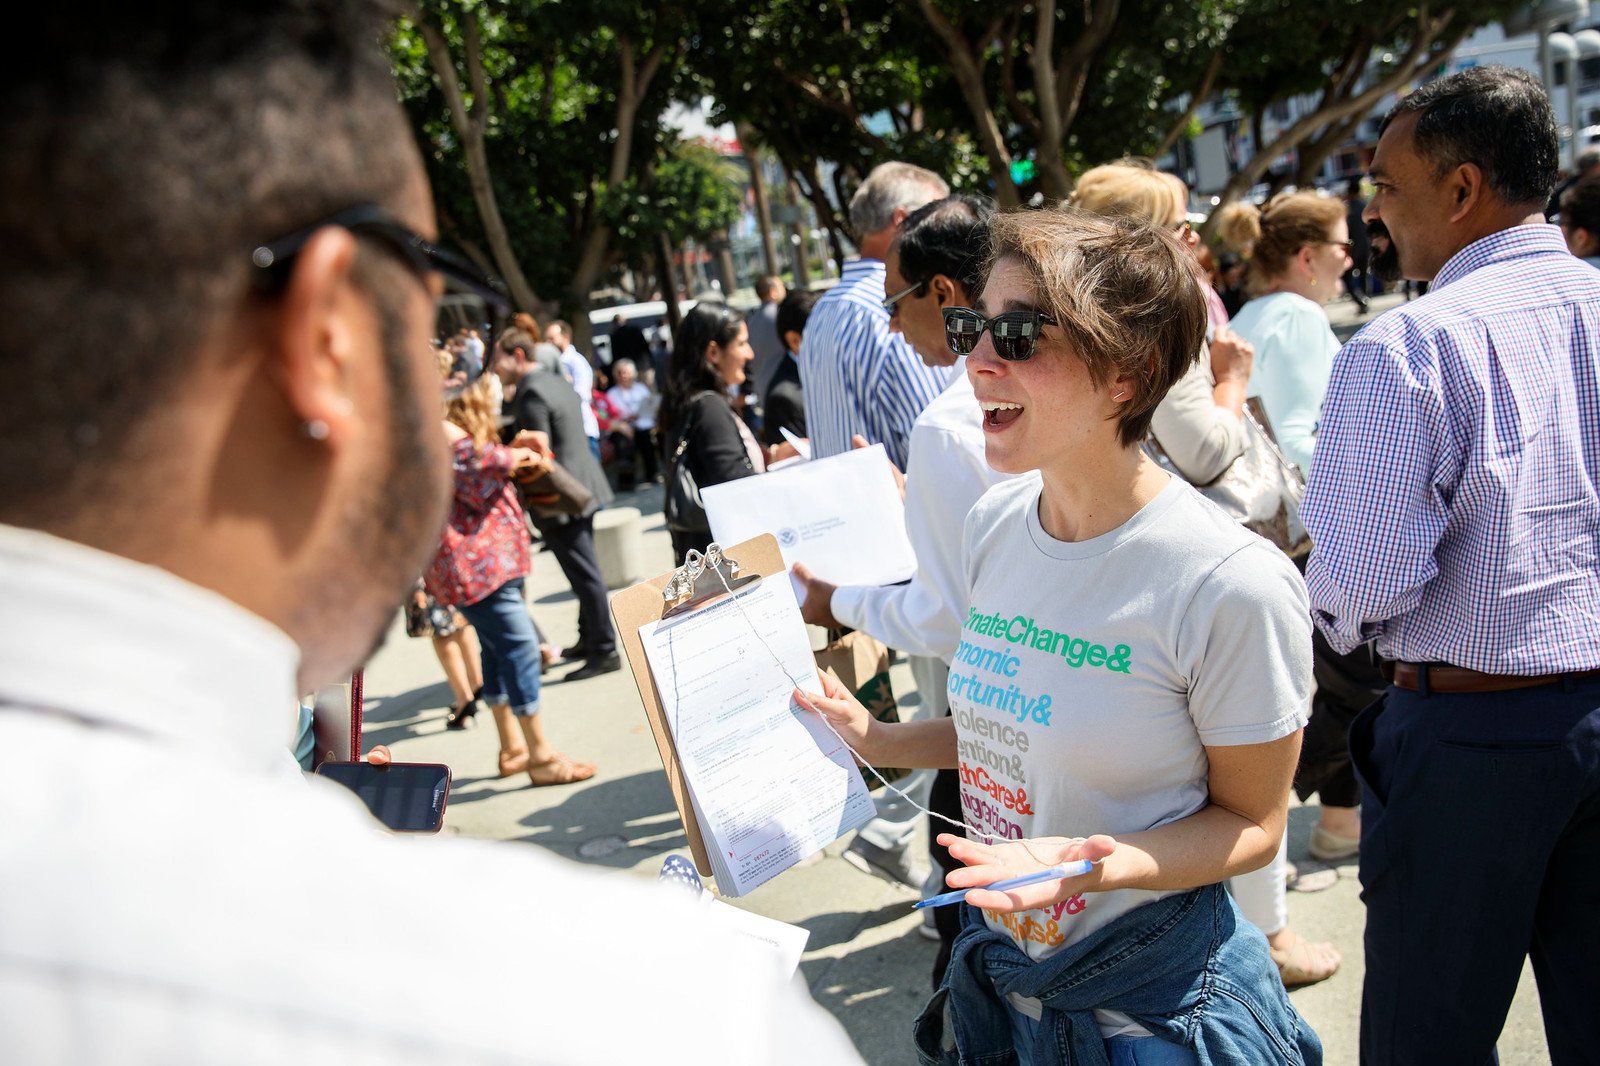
top-left (1303, 66), bottom-right (1600, 1065)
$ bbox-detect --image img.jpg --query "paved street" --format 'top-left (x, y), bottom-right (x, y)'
top-left (361, 303), bottom-right (1550, 1064)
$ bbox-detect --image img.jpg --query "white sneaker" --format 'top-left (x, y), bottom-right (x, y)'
top-left (917, 908), bottom-right (941, 942)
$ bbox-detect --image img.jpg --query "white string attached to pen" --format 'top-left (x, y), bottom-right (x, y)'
top-left (708, 563), bottom-right (1025, 849)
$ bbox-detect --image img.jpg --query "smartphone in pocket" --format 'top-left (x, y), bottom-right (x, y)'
top-left (315, 761), bottom-right (452, 833)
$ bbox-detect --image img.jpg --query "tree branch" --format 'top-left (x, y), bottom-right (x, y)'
top-left (1031, 0), bottom-right (1060, 150)
top-left (1054, 0), bottom-right (1120, 125)
top-left (999, 10), bottom-right (1040, 139)
top-left (415, 8), bottom-right (472, 139)
top-left (912, 0), bottom-right (1020, 206)
top-left (771, 58), bottom-right (883, 142)
top-left (1157, 49), bottom-right (1224, 158)
top-left (463, 7), bottom-right (488, 132)
top-left (1202, 7), bottom-right (1465, 239)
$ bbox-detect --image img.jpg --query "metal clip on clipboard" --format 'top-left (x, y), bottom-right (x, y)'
top-left (660, 543), bottom-right (759, 619)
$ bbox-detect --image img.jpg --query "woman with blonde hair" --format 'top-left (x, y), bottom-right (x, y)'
top-left (1215, 192), bottom-right (1349, 472)
top-left (804, 208), bottom-right (1319, 1063)
top-left (1217, 192), bottom-right (1379, 923)
top-left (1071, 165), bottom-right (1340, 990)
top-left (1070, 164), bottom-right (1254, 487)
top-left (424, 371), bottom-right (596, 787)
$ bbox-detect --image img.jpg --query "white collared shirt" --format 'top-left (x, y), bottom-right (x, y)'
top-left (0, 525), bottom-right (861, 1064)
top-left (830, 362), bottom-right (1011, 662)
top-left (559, 344), bottom-right (601, 439)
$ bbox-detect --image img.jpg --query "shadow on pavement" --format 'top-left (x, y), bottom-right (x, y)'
top-left (363, 679), bottom-right (452, 723)
top-left (805, 926), bottom-right (934, 1066)
top-left (802, 900), bottom-right (914, 951)
top-left (509, 768), bottom-right (687, 868)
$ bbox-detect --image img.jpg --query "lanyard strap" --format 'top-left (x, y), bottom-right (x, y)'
top-left (348, 670), bottom-right (363, 759)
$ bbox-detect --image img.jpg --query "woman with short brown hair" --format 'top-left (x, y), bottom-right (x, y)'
top-left (803, 208), bottom-right (1320, 1064)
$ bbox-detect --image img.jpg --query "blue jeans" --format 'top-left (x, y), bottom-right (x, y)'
top-left (457, 578), bottom-right (541, 717)
top-left (1351, 675), bottom-right (1600, 1064)
top-left (1007, 1007), bottom-right (1200, 1065)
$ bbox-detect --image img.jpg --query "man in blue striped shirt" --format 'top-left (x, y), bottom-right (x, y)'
top-left (1302, 66), bottom-right (1600, 1065)
top-left (800, 162), bottom-right (950, 469)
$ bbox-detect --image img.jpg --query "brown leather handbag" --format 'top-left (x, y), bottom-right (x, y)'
top-left (512, 455), bottom-right (594, 518)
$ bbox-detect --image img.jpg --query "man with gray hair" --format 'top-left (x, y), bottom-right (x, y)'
top-left (800, 162), bottom-right (949, 468)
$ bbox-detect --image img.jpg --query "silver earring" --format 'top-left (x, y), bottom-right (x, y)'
top-left (300, 419), bottom-right (330, 441)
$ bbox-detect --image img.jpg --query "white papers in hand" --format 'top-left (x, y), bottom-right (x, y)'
top-left (639, 575), bottom-right (875, 897)
top-left (702, 443), bottom-right (916, 588)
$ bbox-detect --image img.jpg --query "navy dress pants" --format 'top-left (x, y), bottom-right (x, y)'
top-left (1350, 675), bottom-right (1600, 1065)
top-left (532, 514), bottom-right (616, 657)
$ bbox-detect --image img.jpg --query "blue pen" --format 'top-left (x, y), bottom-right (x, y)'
top-left (913, 860), bottom-right (1096, 910)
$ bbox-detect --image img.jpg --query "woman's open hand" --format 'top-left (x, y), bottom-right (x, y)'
top-left (935, 833), bottom-right (1117, 913)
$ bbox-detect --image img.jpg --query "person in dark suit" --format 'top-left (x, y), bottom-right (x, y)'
top-left (492, 330), bottom-right (621, 680)
top-left (762, 289), bottom-right (814, 448)
top-left (609, 314), bottom-right (651, 368)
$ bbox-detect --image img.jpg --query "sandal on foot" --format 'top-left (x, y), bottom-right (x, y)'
top-left (1271, 933), bottom-right (1342, 988)
top-left (527, 753), bottom-right (597, 788)
top-left (498, 752), bottom-right (530, 778)
top-left (1308, 825), bottom-right (1360, 862)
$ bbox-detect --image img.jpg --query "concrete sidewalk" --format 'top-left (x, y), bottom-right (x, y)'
top-left (360, 373), bottom-right (1549, 1063)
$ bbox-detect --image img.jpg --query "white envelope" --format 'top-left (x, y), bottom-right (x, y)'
top-left (701, 443), bottom-right (916, 588)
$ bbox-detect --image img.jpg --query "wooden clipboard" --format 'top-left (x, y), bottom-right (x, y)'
top-left (609, 534), bottom-right (786, 877)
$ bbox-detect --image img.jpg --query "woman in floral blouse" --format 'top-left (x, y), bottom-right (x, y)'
top-left (424, 373), bottom-right (596, 787)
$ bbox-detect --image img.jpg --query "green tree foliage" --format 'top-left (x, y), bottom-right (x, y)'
top-left (395, 0), bottom-right (736, 340)
top-left (1199, 0), bottom-right (1527, 229)
top-left (391, 0), bottom-right (1530, 320)
top-left (603, 142), bottom-right (744, 260)
top-left (686, 0), bottom-right (962, 238)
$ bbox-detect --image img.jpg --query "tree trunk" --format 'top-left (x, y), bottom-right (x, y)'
top-left (1157, 50), bottom-right (1226, 159)
top-left (779, 164), bottom-right (812, 288)
top-left (912, 0), bottom-right (1021, 209)
top-left (676, 241), bottom-right (696, 299)
top-left (788, 225), bottom-right (810, 288)
top-left (1035, 0), bottom-right (1122, 202)
top-left (1201, 12), bottom-right (1466, 241)
top-left (1293, 111), bottom-right (1366, 187)
top-left (655, 231), bottom-right (682, 333)
top-left (414, 7), bottom-right (541, 314)
top-left (1030, 0), bottom-right (1072, 201)
top-left (737, 123), bottom-right (780, 277)
top-left (711, 230), bottom-right (739, 295)
top-left (566, 36), bottom-right (674, 342)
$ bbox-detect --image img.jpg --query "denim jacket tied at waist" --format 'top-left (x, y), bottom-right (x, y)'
top-left (913, 882), bottom-right (1322, 1066)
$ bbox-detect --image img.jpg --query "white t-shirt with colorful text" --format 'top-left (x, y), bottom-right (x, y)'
top-left (953, 473), bottom-right (1312, 1036)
